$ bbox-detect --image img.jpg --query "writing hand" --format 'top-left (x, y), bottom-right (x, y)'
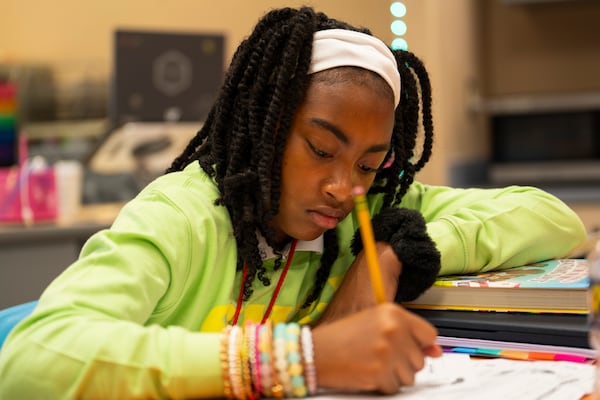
top-left (312, 303), bottom-right (442, 394)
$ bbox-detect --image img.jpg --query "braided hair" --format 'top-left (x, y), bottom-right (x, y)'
top-left (166, 7), bottom-right (434, 305)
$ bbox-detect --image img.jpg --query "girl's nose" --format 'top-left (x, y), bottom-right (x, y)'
top-left (323, 169), bottom-right (354, 204)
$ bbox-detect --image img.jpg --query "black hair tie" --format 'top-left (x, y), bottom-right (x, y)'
top-left (350, 207), bottom-right (441, 302)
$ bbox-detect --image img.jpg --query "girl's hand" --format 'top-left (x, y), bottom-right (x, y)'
top-left (311, 302), bottom-right (442, 394)
top-left (317, 242), bottom-right (401, 325)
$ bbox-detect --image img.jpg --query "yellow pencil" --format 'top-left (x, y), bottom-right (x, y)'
top-left (353, 186), bottom-right (386, 304)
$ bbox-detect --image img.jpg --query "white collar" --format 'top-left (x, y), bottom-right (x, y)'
top-left (257, 233), bottom-right (324, 260)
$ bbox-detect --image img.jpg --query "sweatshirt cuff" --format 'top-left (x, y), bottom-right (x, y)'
top-left (350, 208), bottom-right (441, 302)
top-left (174, 331), bottom-right (223, 398)
top-left (426, 218), bottom-right (468, 276)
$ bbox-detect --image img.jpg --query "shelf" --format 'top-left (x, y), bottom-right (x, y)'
top-left (22, 119), bottom-right (108, 140)
top-left (475, 92), bottom-right (600, 115)
top-left (489, 160), bottom-right (600, 184)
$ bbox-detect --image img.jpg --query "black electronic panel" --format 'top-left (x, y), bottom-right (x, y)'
top-left (110, 29), bottom-right (224, 128)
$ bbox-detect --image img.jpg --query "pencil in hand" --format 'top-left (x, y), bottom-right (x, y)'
top-left (353, 186), bottom-right (387, 304)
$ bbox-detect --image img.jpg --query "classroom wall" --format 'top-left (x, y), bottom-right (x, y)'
top-left (1, 0), bottom-right (478, 186)
top-left (402, 0), bottom-right (483, 185)
top-left (2, 0), bottom-right (597, 191)
top-left (480, 0), bottom-right (600, 97)
top-left (0, 1), bottom-right (391, 78)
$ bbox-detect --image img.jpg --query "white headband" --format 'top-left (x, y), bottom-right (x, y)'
top-left (308, 29), bottom-right (401, 107)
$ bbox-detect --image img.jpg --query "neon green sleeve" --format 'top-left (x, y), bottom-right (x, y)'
top-left (399, 182), bottom-right (587, 275)
top-left (0, 169), bottom-right (234, 399)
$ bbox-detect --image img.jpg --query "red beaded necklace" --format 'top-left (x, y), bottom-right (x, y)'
top-left (231, 239), bottom-right (298, 326)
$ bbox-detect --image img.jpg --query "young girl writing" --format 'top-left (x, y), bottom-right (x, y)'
top-left (0, 6), bottom-right (586, 399)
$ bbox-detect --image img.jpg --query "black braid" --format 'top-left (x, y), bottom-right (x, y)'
top-left (369, 50), bottom-right (434, 207)
top-left (166, 7), bottom-right (435, 304)
top-left (166, 7), bottom-right (355, 301)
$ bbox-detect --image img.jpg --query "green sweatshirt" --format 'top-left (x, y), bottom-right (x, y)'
top-left (0, 161), bottom-right (586, 399)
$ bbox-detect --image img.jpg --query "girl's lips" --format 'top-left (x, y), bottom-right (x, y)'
top-left (307, 210), bottom-right (341, 230)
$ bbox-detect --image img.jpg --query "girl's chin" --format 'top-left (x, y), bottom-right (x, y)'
top-left (291, 226), bottom-right (330, 242)
top-left (273, 219), bottom-right (333, 243)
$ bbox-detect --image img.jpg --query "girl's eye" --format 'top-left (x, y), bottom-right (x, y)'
top-left (358, 164), bottom-right (379, 174)
top-left (307, 139), bottom-right (380, 173)
top-left (308, 141), bottom-right (331, 158)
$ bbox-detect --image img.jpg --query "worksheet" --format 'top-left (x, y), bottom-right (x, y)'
top-left (317, 353), bottom-right (594, 399)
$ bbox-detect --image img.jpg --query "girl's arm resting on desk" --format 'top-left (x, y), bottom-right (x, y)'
top-left (0, 192), bottom-right (229, 399)
top-left (399, 182), bottom-right (587, 275)
top-left (324, 182), bottom-right (586, 323)
top-left (0, 254), bottom-right (225, 399)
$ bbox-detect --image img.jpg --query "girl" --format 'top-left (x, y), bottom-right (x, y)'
top-left (0, 6), bottom-right (585, 399)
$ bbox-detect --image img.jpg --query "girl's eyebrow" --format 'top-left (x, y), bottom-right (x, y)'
top-left (309, 117), bottom-right (390, 153)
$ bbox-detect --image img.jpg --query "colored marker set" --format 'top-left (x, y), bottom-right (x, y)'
top-left (437, 335), bottom-right (596, 364)
top-left (446, 346), bottom-right (590, 363)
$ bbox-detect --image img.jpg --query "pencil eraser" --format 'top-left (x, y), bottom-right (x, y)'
top-left (352, 186), bottom-right (365, 196)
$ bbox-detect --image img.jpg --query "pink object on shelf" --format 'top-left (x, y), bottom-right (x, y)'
top-left (0, 163), bottom-right (58, 224)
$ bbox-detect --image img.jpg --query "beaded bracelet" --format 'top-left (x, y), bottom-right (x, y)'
top-left (300, 325), bottom-right (317, 396)
top-left (258, 323), bottom-right (274, 397)
top-left (228, 325), bottom-right (245, 400)
top-left (220, 322), bottom-right (315, 399)
top-left (285, 323), bottom-right (307, 397)
top-left (252, 323), bottom-right (262, 396)
top-left (268, 321), bottom-right (285, 398)
top-left (220, 325), bottom-right (234, 399)
top-left (240, 322), bottom-right (255, 399)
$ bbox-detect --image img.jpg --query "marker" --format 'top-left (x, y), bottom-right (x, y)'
top-left (445, 347), bottom-right (590, 364)
top-left (353, 186), bottom-right (386, 304)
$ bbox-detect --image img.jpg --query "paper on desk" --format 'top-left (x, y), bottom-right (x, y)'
top-left (317, 353), bottom-right (594, 399)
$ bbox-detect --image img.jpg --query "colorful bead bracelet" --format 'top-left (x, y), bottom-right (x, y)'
top-left (220, 322), bottom-right (317, 399)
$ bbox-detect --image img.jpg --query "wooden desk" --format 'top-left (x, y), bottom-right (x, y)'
top-left (0, 203), bottom-right (123, 308)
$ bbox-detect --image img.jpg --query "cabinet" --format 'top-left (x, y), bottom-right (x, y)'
top-left (472, 1), bottom-right (600, 233)
top-left (0, 203), bottom-right (121, 308)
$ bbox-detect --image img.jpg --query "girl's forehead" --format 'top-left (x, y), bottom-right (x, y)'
top-left (302, 79), bottom-right (395, 118)
top-left (307, 67), bottom-right (395, 106)
top-left (296, 80), bottom-right (395, 144)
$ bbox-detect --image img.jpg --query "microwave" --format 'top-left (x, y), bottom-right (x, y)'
top-left (489, 110), bottom-right (600, 185)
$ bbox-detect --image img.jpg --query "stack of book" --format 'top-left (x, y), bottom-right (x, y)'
top-left (401, 258), bottom-right (591, 351)
top-left (403, 258), bottom-right (588, 314)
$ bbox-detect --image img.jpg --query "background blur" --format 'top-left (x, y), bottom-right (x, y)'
top-left (1, 0), bottom-right (599, 228)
